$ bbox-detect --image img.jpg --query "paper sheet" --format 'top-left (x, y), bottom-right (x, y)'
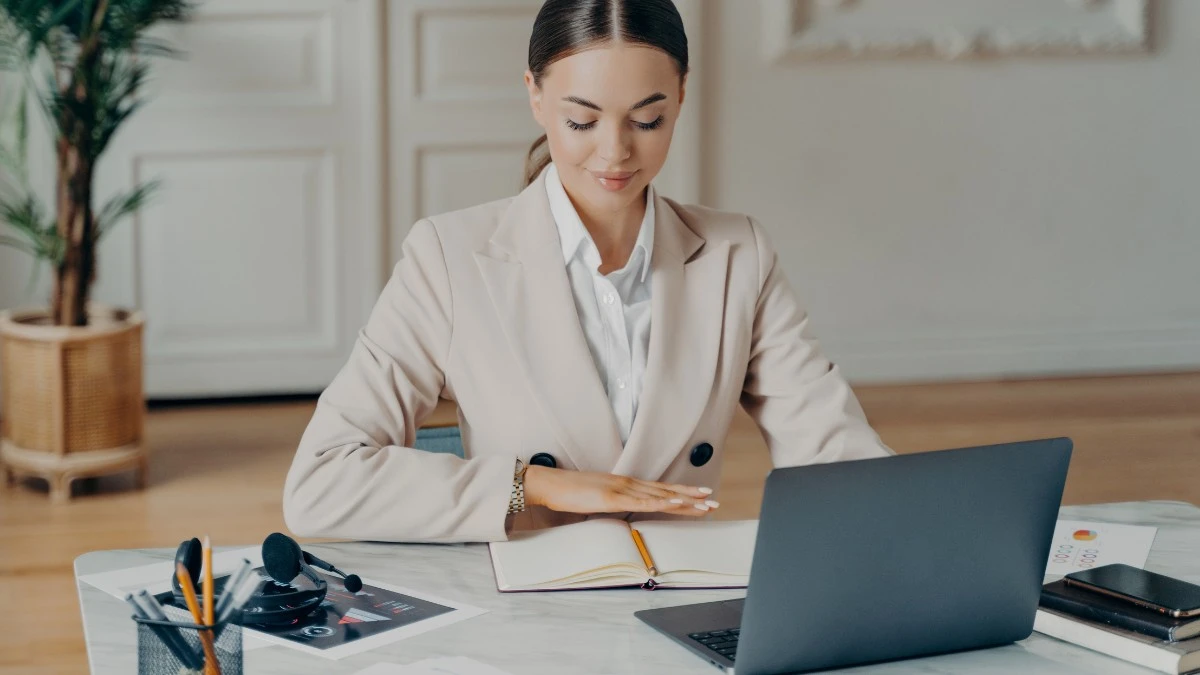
top-left (1045, 519), bottom-right (1158, 577)
top-left (78, 546), bottom-right (487, 659)
top-left (352, 657), bottom-right (515, 675)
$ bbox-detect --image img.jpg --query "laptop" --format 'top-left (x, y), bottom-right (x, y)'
top-left (634, 437), bottom-right (1072, 675)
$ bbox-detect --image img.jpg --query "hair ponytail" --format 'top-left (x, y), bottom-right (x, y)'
top-left (523, 134), bottom-right (551, 187)
top-left (521, 0), bottom-right (688, 187)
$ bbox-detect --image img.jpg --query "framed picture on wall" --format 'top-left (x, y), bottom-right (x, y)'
top-left (761, 0), bottom-right (1152, 62)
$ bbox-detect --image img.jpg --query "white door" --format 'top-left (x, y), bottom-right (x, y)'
top-left (87, 0), bottom-right (385, 397)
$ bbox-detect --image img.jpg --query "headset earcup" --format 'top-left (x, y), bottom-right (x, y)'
top-left (239, 578), bottom-right (327, 626)
top-left (172, 537), bottom-right (203, 593)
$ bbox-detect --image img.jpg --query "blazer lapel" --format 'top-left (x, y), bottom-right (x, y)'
top-left (473, 173), bottom-right (623, 472)
top-left (613, 197), bottom-right (731, 480)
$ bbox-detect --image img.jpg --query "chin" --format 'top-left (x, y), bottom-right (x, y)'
top-left (593, 185), bottom-right (647, 211)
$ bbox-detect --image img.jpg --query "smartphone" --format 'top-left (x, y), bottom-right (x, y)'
top-left (1063, 564), bottom-right (1200, 618)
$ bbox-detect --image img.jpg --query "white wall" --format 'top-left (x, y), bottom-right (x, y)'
top-left (704, 0), bottom-right (1200, 383)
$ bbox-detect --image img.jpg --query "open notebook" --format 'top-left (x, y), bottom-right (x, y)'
top-left (488, 518), bottom-right (759, 592)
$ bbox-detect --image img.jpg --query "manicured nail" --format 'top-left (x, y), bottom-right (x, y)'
top-left (669, 498), bottom-right (684, 504)
top-left (698, 487), bottom-right (713, 495)
top-left (694, 503), bottom-right (710, 511)
top-left (704, 500), bottom-right (720, 508)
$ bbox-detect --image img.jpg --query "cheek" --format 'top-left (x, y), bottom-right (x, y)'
top-left (545, 127), bottom-right (593, 166)
top-left (633, 125), bottom-right (675, 169)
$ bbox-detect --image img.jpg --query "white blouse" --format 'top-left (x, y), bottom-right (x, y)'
top-left (544, 163), bottom-right (655, 445)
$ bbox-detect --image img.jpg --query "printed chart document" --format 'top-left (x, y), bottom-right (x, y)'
top-left (1045, 519), bottom-right (1158, 577)
top-left (488, 518), bottom-right (758, 591)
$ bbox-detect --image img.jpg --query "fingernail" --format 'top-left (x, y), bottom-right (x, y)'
top-left (669, 498), bottom-right (684, 504)
top-left (694, 503), bottom-right (710, 511)
top-left (704, 500), bottom-right (720, 508)
top-left (698, 487), bottom-right (713, 495)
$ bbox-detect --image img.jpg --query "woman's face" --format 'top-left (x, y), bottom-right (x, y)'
top-left (525, 44), bottom-right (685, 215)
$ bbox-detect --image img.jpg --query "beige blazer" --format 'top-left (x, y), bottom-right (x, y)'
top-left (283, 170), bottom-right (893, 543)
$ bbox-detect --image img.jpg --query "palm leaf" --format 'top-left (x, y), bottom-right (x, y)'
top-left (101, 0), bottom-right (194, 52)
top-left (23, 0), bottom-right (85, 60)
top-left (0, 233), bottom-right (36, 255)
top-left (134, 35), bottom-right (183, 59)
top-left (95, 177), bottom-right (159, 240)
top-left (0, 193), bottom-right (62, 263)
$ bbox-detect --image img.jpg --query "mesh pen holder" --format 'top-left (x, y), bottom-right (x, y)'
top-left (134, 615), bottom-right (242, 675)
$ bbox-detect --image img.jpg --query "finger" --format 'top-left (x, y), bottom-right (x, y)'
top-left (668, 497), bottom-right (720, 513)
top-left (623, 487), bottom-right (720, 515)
top-left (612, 493), bottom-right (678, 513)
top-left (626, 485), bottom-right (719, 512)
top-left (623, 482), bottom-right (682, 500)
top-left (652, 500), bottom-right (718, 517)
top-left (630, 478), bottom-right (714, 499)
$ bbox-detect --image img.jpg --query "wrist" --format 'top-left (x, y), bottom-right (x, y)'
top-left (522, 464), bottom-right (552, 508)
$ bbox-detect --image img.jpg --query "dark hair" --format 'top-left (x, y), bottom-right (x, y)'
top-left (523, 0), bottom-right (689, 187)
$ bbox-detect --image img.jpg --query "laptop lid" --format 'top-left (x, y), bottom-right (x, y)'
top-left (734, 437), bottom-right (1072, 675)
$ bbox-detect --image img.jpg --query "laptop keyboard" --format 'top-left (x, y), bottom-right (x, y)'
top-left (688, 628), bottom-right (740, 661)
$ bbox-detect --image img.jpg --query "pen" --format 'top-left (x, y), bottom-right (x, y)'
top-left (224, 571), bottom-right (264, 622)
top-left (134, 590), bottom-right (205, 670)
top-left (631, 528), bottom-right (658, 577)
top-left (126, 593), bottom-right (204, 671)
top-left (176, 562), bottom-right (221, 675)
top-left (213, 570), bottom-right (264, 640)
top-left (212, 559), bottom-right (251, 625)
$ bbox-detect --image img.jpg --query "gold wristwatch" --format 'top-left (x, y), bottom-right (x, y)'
top-left (508, 458), bottom-right (528, 515)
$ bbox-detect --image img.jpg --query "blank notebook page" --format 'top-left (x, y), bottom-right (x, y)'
top-left (491, 518), bottom-right (642, 588)
top-left (632, 519), bottom-right (759, 577)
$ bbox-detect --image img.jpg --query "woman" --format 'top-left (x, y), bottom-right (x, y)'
top-left (283, 0), bottom-right (893, 544)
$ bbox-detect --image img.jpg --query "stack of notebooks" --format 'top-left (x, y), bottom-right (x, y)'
top-left (487, 518), bottom-right (757, 591)
top-left (1035, 579), bottom-right (1200, 674)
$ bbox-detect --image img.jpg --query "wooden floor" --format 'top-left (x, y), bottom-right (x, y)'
top-left (2, 371), bottom-right (1199, 674)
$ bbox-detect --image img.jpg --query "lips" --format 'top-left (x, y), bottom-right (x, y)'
top-left (589, 169), bottom-right (637, 192)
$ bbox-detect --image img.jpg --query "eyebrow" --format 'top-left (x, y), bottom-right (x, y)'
top-left (562, 93), bottom-right (667, 112)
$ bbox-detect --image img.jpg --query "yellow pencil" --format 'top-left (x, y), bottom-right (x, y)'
top-left (202, 536), bottom-right (214, 627)
top-left (630, 528), bottom-right (658, 577)
top-left (176, 562), bottom-right (220, 675)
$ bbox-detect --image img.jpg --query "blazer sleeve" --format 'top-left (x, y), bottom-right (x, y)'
top-left (739, 217), bottom-right (895, 467)
top-left (282, 219), bottom-right (514, 543)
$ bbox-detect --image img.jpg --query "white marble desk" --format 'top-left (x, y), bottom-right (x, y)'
top-left (76, 501), bottom-right (1200, 674)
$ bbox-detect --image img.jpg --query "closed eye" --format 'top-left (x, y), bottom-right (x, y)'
top-left (634, 115), bottom-right (665, 131)
top-left (565, 119), bottom-right (596, 131)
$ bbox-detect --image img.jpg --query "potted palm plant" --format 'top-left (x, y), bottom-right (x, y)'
top-left (0, 0), bottom-right (192, 501)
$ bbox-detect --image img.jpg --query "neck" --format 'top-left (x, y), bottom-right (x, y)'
top-left (566, 187), bottom-right (648, 274)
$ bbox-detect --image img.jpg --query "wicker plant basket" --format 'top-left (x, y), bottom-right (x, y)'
top-left (0, 304), bottom-right (147, 502)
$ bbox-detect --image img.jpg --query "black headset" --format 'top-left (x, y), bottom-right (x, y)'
top-left (172, 533), bottom-right (361, 627)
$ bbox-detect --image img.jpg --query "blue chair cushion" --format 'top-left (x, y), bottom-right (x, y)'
top-left (413, 425), bottom-right (464, 458)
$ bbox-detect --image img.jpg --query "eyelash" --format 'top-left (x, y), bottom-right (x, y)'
top-left (564, 115), bottom-right (665, 132)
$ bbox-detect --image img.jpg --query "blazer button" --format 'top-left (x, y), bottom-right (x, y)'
top-left (690, 442), bottom-right (713, 467)
top-left (529, 452), bottom-right (557, 469)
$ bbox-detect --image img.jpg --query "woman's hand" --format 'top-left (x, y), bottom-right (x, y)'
top-left (522, 466), bottom-right (718, 516)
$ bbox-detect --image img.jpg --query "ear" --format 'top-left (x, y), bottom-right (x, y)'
top-left (524, 70), bottom-right (546, 129)
top-left (678, 74), bottom-right (688, 108)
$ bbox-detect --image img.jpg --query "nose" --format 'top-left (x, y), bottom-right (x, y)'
top-left (597, 120), bottom-right (632, 164)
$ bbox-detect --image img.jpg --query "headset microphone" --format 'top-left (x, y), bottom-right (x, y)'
top-left (303, 551), bottom-right (362, 593)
